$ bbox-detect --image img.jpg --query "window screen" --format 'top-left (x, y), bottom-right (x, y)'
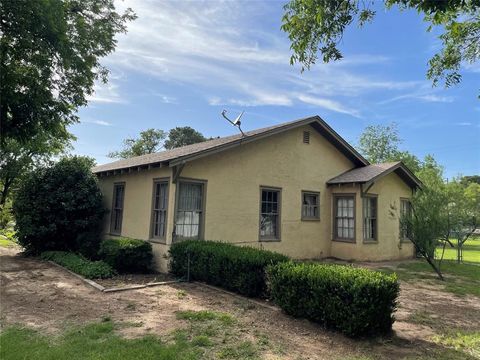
top-left (260, 188), bottom-right (280, 240)
top-left (363, 196), bottom-right (377, 241)
top-left (110, 183), bottom-right (125, 235)
top-left (152, 181), bottom-right (168, 239)
top-left (334, 195), bottom-right (355, 240)
top-left (302, 192), bottom-right (319, 219)
top-left (175, 182), bottom-right (203, 240)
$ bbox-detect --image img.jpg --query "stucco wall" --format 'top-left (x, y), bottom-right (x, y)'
top-left (96, 124), bottom-right (415, 272)
top-left (178, 124), bottom-right (354, 259)
top-left (330, 172), bottom-right (415, 261)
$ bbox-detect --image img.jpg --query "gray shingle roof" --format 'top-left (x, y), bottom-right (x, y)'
top-left (92, 115), bottom-right (368, 174)
top-left (327, 161), bottom-right (421, 189)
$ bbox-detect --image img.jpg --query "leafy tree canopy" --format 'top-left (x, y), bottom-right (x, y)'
top-left (164, 126), bottom-right (208, 150)
top-left (0, 0), bottom-right (136, 144)
top-left (358, 122), bottom-right (422, 173)
top-left (108, 127), bottom-right (210, 159)
top-left (282, 0), bottom-right (479, 94)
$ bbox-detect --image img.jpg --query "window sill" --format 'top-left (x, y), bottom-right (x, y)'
top-left (259, 238), bottom-right (281, 242)
top-left (301, 217), bottom-right (320, 222)
top-left (332, 238), bottom-right (356, 243)
top-left (363, 239), bottom-right (378, 244)
top-left (400, 238), bottom-right (411, 244)
top-left (148, 238), bottom-right (167, 245)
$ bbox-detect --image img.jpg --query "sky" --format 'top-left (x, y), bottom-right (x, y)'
top-left (71, 0), bottom-right (480, 179)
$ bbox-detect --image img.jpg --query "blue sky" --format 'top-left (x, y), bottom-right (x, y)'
top-left (71, 0), bottom-right (480, 179)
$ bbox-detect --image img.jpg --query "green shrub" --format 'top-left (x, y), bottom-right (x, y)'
top-left (99, 237), bottom-right (153, 273)
top-left (13, 156), bottom-right (106, 258)
top-left (267, 262), bottom-right (399, 337)
top-left (41, 251), bottom-right (115, 279)
top-left (169, 240), bottom-right (289, 298)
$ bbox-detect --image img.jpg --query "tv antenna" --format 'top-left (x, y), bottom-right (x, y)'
top-left (221, 109), bottom-right (245, 137)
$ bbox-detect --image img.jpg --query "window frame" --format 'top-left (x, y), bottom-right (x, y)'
top-left (150, 178), bottom-right (169, 242)
top-left (362, 194), bottom-right (378, 243)
top-left (332, 193), bottom-right (356, 243)
top-left (259, 186), bottom-right (282, 242)
top-left (399, 197), bottom-right (412, 242)
top-left (301, 190), bottom-right (320, 221)
top-left (173, 178), bottom-right (207, 242)
top-left (110, 182), bottom-right (125, 235)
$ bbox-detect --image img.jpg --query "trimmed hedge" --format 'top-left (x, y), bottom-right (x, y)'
top-left (267, 262), bottom-right (399, 337)
top-left (41, 251), bottom-right (115, 279)
top-left (99, 238), bottom-right (153, 273)
top-left (169, 240), bottom-right (289, 298)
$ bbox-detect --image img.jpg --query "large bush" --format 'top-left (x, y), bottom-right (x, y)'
top-left (267, 262), bottom-right (399, 337)
top-left (41, 251), bottom-right (115, 279)
top-left (13, 156), bottom-right (105, 257)
top-left (99, 237), bottom-right (153, 273)
top-left (169, 240), bottom-right (289, 298)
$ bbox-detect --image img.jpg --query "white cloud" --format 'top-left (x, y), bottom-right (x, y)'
top-left (86, 81), bottom-right (125, 104)
top-left (297, 95), bottom-right (361, 118)
top-left (456, 122), bottom-right (472, 126)
top-left (417, 94), bottom-right (455, 103)
top-left (102, 1), bottom-right (426, 114)
top-left (82, 119), bottom-right (113, 126)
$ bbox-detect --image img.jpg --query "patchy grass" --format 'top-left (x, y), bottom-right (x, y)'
top-left (0, 237), bottom-right (16, 248)
top-left (380, 260), bottom-right (480, 297)
top-left (176, 310), bottom-right (234, 326)
top-left (0, 321), bottom-right (200, 360)
top-left (407, 310), bottom-right (437, 327)
top-left (432, 331), bottom-right (480, 359)
top-left (436, 238), bottom-right (480, 264)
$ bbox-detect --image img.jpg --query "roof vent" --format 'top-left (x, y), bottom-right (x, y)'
top-left (303, 131), bottom-right (310, 144)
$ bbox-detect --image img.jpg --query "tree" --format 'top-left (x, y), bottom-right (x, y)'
top-left (445, 180), bottom-right (480, 262)
top-left (281, 0), bottom-right (479, 94)
top-left (164, 127), bottom-right (208, 150)
top-left (108, 129), bottom-right (167, 159)
top-left (358, 123), bottom-right (422, 173)
top-left (0, 129), bottom-right (71, 206)
top-left (13, 156), bottom-right (105, 257)
top-left (108, 127), bottom-right (209, 159)
top-left (0, 0), bottom-right (136, 144)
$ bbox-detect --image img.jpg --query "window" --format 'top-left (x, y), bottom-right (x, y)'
top-left (260, 187), bottom-right (281, 240)
top-left (363, 196), bottom-right (377, 241)
top-left (303, 131), bottom-right (310, 144)
top-left (175, 181), bottom-right (204, 240)
top-left (302, 191), bottom-right (320, 220)
top-left (151, 180), bottom-right (168, 240)
top-left (400, 199), bottom-right (412, 240)
top-left (110, 183), bottom-right (125, 235)
top-left (334, 195), bottom-right (355, 241)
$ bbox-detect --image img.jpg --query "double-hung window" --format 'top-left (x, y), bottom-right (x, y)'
top-left (175, 181), bottom-right (204, 240)
top-left (334, 195), bottom-right (355, 241)
top-left (363, 196), bottom-right (377, 241)
top-left (260, 187), bottom-right (281, 240)
top-left (110, 183), bottom-right (125, 235)
top-left (151, 180), bottom-right (168, 240)
top-left (302, 191), bottom-right (320, 220)
top-left (400, 199), bottom-right (412, 240)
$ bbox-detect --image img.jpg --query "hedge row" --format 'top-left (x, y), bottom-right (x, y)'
top-left (169, 240), bottom-right (289, 297)
top-left (267, 261), bottom-right (399, 337)
top-left (41, 251), bottom-right (115, 279)
top-left (99, 237), bottom-right (153, 273)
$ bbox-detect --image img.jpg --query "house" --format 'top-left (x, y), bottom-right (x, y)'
top-left (93, 115), bottom-right (421, 272)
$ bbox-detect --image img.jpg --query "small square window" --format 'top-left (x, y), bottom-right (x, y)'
top-left (301, 191), bottom-right (320, 220)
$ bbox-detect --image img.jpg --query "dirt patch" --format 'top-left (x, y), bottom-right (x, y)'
top-left (1, 247), bottom-right (478, 359)
top-left (95, 273), bottom-right (176, 289)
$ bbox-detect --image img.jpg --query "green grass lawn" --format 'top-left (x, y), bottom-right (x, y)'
top-left (0, 311), bottom-right (272, 360)
top-left (435, 237), bottom-right (480, 264)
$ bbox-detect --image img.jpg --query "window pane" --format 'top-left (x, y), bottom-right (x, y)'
top-left (175, 182), bottom-right (203, 240)
top-left (260, 189), bottom-right (280, 239)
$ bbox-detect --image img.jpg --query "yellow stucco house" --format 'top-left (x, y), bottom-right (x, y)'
top-left (93, 116), bottom-right (420, 272)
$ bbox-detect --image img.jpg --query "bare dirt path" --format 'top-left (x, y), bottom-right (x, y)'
top-left (1, 247), bottom-right (478, 359)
